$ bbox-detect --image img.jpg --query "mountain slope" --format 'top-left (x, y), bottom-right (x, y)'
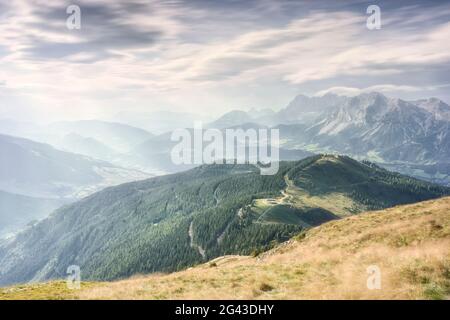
top-left (203, 94), bottom-right (450, 180)
top-left (127, 127), bottom-right (313, 174)
top-left (273, 92), bottom-right (450, 185)
top-left (206, 93), bottom-right (347, 128)
top-left (57, 133), bottom-right (117, 161)
top-left (2, 196), bottom-right (449, 300)
top-left (0, 119), bottom-right (158, 173)
top-left (0, 155), bottom-right (448, 286)
top-left (414, 98), bottom-right (450, 121)
top-left (0, 133), bottom-right (104, 198)
top-left (111, 110), bottom-right (202, 134)
top-left (303, 93), bottom-right (449, 163)
top-left (0, 191), bottom-right (66, 239)
top-left (0, 134), bottom-right (150, 198)
top-left (274, 93), bottom-right (347, 125)
top-left (46, 120), bottom-right (153, 153)
top-left (206, 110), bottom-right (254, 129)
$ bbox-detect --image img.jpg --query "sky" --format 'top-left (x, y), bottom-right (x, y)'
top-left (0, 0), bottom-right (450, 123)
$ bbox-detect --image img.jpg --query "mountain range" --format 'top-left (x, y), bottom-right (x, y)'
top-left (0, 154), bottom-right (448, 286)
top-left (210, 92), bottom-right (450, 185)
top-left (0, 133), bottom-right (150, 199)
top-left (3, 92), bottom-right (449, 185)
top-left (110, 110), bottom-right (207, 134)
top-left (46, 120), bottom-right (154, 154)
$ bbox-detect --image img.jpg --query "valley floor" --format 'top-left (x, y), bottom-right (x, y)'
top-left (1, 196), bottom-right (449, 300)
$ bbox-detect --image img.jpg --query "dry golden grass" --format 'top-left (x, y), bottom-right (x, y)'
top-left (2, 196), bottom-right (449, 300)
top-left (0, 281), bottom-right (98, 300)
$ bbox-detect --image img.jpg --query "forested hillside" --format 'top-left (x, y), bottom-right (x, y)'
top-left (0, 155), bottom-right (448, 286)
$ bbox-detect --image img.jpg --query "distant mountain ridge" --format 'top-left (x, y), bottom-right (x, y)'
top-left (207, 110), bottom-right (254, 129)
top-left (214, 92), bottom-right (450, 128)
top-left (5, 94), bottom-right (449, 184)
top-left (414, 97), bottom-right (450, 121)
top-left (209, 92), bottom-right (450, 185)
top-left (0, 190), bottom-right (66, 239)
top-left (0, 120), bottom-right (161, 175)
top-left (0, 133), bottom-right (150, 199)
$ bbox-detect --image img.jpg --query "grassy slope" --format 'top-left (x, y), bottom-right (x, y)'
top-left (2, 196), bottom-right (449, 300)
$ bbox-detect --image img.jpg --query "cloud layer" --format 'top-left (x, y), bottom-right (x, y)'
top-left (1, 0), bottom-right (450, 122)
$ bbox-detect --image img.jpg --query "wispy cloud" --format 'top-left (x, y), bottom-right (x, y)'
top-left (314, 84), bottom-right (450, 97)
top-left (1, 0), bottom-right (450, 121)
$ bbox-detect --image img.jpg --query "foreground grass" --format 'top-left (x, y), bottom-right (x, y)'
top-left (0, 281), bottom-right (100, 300)
top-left (2, 196), bottom-right (449, 300)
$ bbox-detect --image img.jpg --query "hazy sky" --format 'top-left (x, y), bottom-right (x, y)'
top-left (1, 0), bottom-right (450, 123)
